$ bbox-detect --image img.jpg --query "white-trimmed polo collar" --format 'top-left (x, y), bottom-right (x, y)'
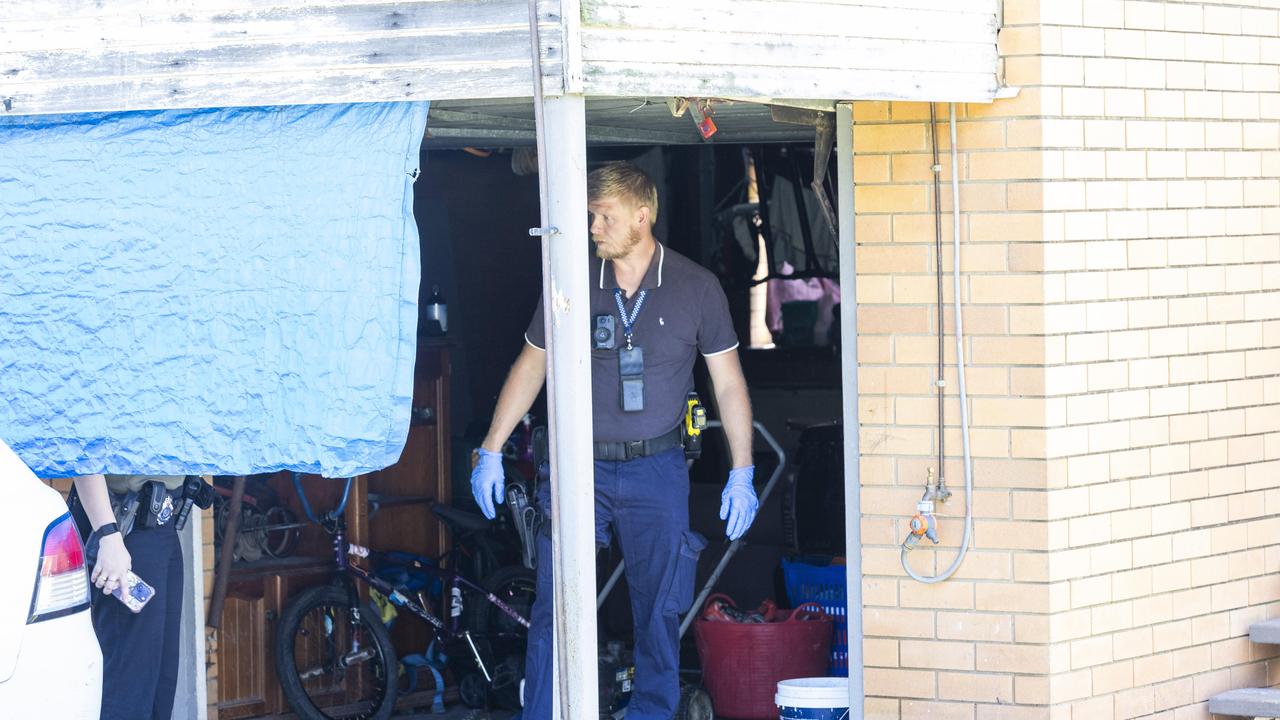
top-left (598, 243), bottom-right (665, 291)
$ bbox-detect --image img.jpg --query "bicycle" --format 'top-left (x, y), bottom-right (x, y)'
top-left (212, 474), bottom-right (304, 562)
top-left (274, 472), bottom-right (535, 720)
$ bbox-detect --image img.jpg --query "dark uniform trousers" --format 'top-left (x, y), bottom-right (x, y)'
top-left (92, 522), bottom-right (184, 720)
top-left (524, 446), bottom-right (702, 720)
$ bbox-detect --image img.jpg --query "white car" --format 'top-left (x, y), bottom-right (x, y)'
top-left (0, 438), bottom-right (102, 718)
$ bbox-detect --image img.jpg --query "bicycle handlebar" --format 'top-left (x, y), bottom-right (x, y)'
top-left (291, 471), bottom-right (355, 524)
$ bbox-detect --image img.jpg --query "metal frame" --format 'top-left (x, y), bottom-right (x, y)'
top-left (422, 100), bottom-right (828, 148)
top-left (593, 421), bottom-right (789, 636)
top-left (532, 100), bottom-right (864, 719)
top-left (836, 101), bottom-right (864, 715)
top-left (537, 92), bottom-right (600, 720)
top-left (678, 422), bottom-right (787, 639)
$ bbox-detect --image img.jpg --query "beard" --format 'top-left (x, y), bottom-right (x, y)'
top-left (594, 226), bottom-right (643, 260)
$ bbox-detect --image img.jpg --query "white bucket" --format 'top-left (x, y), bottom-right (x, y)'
top-left (775, 678), bottom-right (850, 720)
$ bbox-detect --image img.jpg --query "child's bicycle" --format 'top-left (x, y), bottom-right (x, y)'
top-left (274, 472), bottom-right (534, 720)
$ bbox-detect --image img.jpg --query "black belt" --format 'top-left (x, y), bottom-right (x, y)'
top-left (593, 425), bottom-right (683, 461)
top-left (110, 483), bottom-right (182, 532)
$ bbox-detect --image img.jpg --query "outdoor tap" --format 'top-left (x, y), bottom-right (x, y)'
top-left (921, 466), bottom-right (951, 503)
top-left (936, 477), bottom-right (952, 503)
top-left (917, 467), bottom-right (942, 501)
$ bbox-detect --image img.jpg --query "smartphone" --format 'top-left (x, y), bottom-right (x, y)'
top-left (111, 571), bottom-right (156, 613)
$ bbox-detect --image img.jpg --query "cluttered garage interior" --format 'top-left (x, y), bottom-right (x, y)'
top-left (207, 98), bottom-right (854, 720)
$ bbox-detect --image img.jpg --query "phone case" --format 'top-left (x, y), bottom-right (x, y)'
top-left (111, 571), bottom-right (156, 614)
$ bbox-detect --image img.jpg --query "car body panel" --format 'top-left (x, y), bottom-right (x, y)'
top-left (0, 438), bottom-right (101, 716)
top-left (0, 609), bottom-right (101, 719)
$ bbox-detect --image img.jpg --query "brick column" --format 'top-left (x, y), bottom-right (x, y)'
top-left (854, 2), bottom-right (1280, 719)
top-left (853, 91), bottom-right (1055, 719)
top-left (1019, 1), bottom-right (1280, 718)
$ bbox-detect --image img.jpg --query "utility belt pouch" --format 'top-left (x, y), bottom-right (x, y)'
top-left (80, 489), bottom-right (141, 566)
top-left (682, 391), bottom-right (708, 460)
top-left (173, 475), bottom-right (216, 531)
top-left (619, 346), bottom-right (645, 412)
top-left (139, 480), bottom-right (176, 528)
top-left (111, 490), bottom-right (142, 537)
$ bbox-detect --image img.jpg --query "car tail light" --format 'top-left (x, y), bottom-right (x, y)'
top-left (28, 512), bottom-right (91, 623)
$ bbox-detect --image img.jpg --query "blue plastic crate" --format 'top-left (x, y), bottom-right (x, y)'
top-left (782, 557), bottom-right (849, 677)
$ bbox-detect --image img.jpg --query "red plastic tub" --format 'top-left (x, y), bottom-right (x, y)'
top-left (694, 594), bottom-right (834, 720)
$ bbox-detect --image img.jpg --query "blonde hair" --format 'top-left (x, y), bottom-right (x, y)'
top-left (588, 161), bottom-right (658, 226)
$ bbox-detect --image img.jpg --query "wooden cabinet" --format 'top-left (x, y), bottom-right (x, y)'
top-left (216, 558), bottom-right (334, 720)
top-left (214, 343), bottom-right (453, 719)
top-left (367, 340), bottom-right (453, 660)
top-left (369, 339), bottom-right (452, 558)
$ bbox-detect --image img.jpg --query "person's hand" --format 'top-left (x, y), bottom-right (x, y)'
top-left (470, 448), bottom-right (506, 520)
top-left (92, 533), bottom-right (132, 596)
top-left (719, 466), bottom-right (758, 541)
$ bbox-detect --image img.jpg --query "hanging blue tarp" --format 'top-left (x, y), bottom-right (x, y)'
top-left (0, 102), bottom-right (429, 478)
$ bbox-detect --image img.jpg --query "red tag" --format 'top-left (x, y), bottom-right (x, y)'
top-left (697, 115), bottom-right (718, 139)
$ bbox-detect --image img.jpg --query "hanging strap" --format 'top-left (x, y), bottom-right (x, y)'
top-left (613, 288), bottom-right (648, 347)
top-left (787, 149), bottom-right (822, 274)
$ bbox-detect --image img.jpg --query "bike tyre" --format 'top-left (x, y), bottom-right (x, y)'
top-left (275, 585), bottom-right (398, 720)
top-left (473, 565), bottom-right (537, 640)
top-left (674, 684), bottom-right (714, 720)
top-left (263, 505), bottom-right (301, 559)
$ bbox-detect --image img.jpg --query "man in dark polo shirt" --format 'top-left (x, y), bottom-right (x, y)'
top-left (470, 161), bottom-right (758, 720)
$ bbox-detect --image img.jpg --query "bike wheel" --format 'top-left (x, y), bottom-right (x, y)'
top-left (675, 684), bottom-right (714, 720)
top-left (469, 566), bottom-right (535, 709)
top-left (459, 671), bottom-right (489, 709)
top-left (476, 565), bottom-right (537, 641)
top-left (213, 497), bottom-right (228, 545)
top-left (275, 585), bottom-right (398, 720)
top-left (263, 505), bottom-right (301, 559)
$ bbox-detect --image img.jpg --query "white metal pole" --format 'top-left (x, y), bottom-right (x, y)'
top-left (178, 499), bottom-right (208, 720)
top-left (538, 92), bottom-right (599, 720)
top-left (836, 102), bottom-right (865, 715)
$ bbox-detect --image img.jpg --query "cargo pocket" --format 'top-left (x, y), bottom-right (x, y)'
top-left (665, 529), bottom-right (708, 614)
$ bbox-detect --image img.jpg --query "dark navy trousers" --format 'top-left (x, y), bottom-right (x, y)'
top-left (91, 523), bottom-right (184, 720)
top-left (523, 446), bottom-right (703, 720)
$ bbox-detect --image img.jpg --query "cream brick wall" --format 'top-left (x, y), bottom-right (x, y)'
top-left (854, 93), bottom-right (1053, 718)
top-left (1026, 1), bottom-right (1280, 718)
top-left (856, 2), bottom-right (1280, 719)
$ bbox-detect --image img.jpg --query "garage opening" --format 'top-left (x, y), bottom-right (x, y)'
top-left (211, 98), bottom-right (855, 720)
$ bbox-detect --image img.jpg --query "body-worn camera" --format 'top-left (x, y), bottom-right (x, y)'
top-left (593, 314), bottom-right (617, 350)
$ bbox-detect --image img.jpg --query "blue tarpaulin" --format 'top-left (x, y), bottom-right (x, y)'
top-left (0, 102), bottom-right (430, 478)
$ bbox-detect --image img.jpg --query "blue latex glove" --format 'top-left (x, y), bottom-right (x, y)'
top-left (719, 466), bottom-right (758, 541)
top-left (470, 448), bottom-right (505, 520)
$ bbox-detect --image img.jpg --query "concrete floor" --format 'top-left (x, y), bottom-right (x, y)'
top-left (392, 708), bottom-right (516, 720)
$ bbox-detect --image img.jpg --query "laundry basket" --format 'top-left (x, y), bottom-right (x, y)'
top-left (782, 557), bottom-right (849, 676)
top-left (694, 595), bottom-right (833, 720)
